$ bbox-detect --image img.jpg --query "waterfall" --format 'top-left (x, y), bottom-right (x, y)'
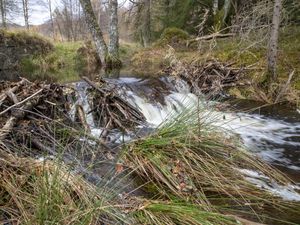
top-left (69, 75), bottom-right (300, 201)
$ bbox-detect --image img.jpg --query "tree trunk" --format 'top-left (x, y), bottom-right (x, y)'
top-left (142, 0), bottom-right (151, 47)
top-left (108, 0), bottom-right (121, 67)
top-left (267, 0), bottom-right (282, 83)
top-left (79, 0), bottom-right (108, 65)
top-left (223, 0), bottom-right (231, 22)
top-left (0, 0), bottom-right (6, 28)
top-left (48, 0), bottom-right (55, 39)
top-left (22, 0), bottom-right (29, 30)
top-left (213, 0), bottom-right (218, 15)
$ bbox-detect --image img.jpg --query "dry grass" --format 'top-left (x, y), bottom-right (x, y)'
top-left (0, 150), bottom-right (127, 225)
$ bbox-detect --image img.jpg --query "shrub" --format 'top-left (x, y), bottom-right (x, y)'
top-left (156, 27), bottom-right (190, 48)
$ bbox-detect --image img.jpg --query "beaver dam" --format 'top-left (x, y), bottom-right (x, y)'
top-left (0, 72), bottom-right (300, 224)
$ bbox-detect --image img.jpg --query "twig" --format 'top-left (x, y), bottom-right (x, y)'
top-left (0, 89), bottom-right (43, 116)
top-left (275, 70), bottom-right (295, 103)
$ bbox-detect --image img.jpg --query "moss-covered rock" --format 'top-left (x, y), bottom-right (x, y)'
top-left (155, 27), bottom-right (190, 48)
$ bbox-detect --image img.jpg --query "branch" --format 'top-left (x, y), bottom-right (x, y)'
top-left (0, 89), bottom-right (43, 116)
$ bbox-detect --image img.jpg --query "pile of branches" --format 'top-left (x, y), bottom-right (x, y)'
top-left (82, 77), bottom-right (145, 134)
top-left (0, 77), bottom-right (147, 194)
top-left (164, 59), bottom-right (249, 96)
top-left (0, 78), bottom-right (68, 143)
top-left (0, 77), bottom-right (145, 158)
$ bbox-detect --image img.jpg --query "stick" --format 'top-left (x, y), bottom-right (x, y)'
top-left (0, 79), bottom-right (28, 106)
top-left (275, 70), bottom-right (295, 103)
top-left (0, 98), bottom-right (40, 141)
top-left (0, 89), bottom-right (43, 116)
top-left (76, 104), bottom-right (91, 133)
top-left (192, 33), bottom-right (235, 42)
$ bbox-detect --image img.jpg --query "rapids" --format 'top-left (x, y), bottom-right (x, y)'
top-left (71, 75), bottom-right (300, 201)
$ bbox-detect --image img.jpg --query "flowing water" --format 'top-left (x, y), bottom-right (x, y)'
top-left (72, 74), bottom-right (300, 201)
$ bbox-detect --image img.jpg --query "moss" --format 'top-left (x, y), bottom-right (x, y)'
top-left (155, 27), bottom-right (190, 48)
top-left (0, 29), bottom-right (53, 55)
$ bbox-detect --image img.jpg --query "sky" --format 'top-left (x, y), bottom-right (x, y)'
top-left (11, 0), bottom-right (58, 26)
top-left (11, 0), bottom-right (129, 26)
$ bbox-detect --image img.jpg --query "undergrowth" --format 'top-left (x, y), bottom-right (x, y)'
top-left (131, 26), bottom-right (300, 104)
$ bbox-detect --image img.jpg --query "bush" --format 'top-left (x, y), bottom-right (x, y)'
top-left (156, 27), bottom-right (190, 48)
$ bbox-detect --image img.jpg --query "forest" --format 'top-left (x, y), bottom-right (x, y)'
top-left (0, 0), bottom-right (300, 224)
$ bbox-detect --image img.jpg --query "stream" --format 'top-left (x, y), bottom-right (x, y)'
top-left (73, 74), bottom-right (300, 201)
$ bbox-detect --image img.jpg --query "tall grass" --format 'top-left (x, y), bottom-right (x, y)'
top-left (0, 149), bottom-right (129, 224)
top-left (132, 199), bottom-right (239, 225)
top-left (120, 103), bottom-right (300, 224)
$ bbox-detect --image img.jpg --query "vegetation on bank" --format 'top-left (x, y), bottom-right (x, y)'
top-left (19, 37), bottom-right (139, 82)
top-left (120, 106), bottom-right (300, 224)
top-left (1, 27), bottom-right (299, 104)
top-left (21, 41), bottom-right (83, 82)
top-left (0, 29), bottom-right (53, 54)
top-left (130, 26), bottom-right (300, 104)
top-left (0, 29), bottom-right (54, 81)
top-left (1, 93), bottom-right (300, 224)
top-left (0, 154), bottom-right (125, 224)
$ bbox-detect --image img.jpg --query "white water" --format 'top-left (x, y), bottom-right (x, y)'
top-left (116, 76), bottom-right (300, 201)
top-left (71, 76), bottom-right (300, 201)
top-left (116, 77), bottom-right (300, 171)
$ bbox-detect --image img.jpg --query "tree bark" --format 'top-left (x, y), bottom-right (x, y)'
top-left (267, 0), bottom-right (282, 83)
top-left (142, 0), bottom-right (151, 47)
top-left (22, 0), bottom-right (29, 30)
top-left (213, 0), bottom-right (218, 15)
top-left (79, 0), bottom-right (108, 65)
top-left (108, 0), bottom-right (121, 67)
top-left (223, 0), bottom-right (231, 22)
top-left (0, 0), bottom-right (6, 28)
top-left (48, 0), bottom-right (55, 39)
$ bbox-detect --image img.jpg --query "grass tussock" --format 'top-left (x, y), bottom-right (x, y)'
top-left (0, 151), bottom-right (127, 225)
top-left (132, 199), bottom-right (239, 225)
top-left (120, 105), bottom-right (300, 224)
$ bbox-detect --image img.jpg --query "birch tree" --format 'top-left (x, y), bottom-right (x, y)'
top-left (267, 0), bottom-right (282, 83)
top-left (108, 0), bottom-right (121, 66)
top-left (0, 0), bottom-right (6, 28)
top-left (141, 0), bottom-right (151, 47)
top-left (79, 0), bottom-right (108, 64)
top-left (47, 0), bottom-right (55, 39)
top-left (22, 0), bottom-right (29, 29)
top-left (213, 0), bottom-right (218, 15)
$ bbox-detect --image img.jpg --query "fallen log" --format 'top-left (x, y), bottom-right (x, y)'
top-left (187, 33), bottom-right (235, 46)
top-left (195, 33), bottom-right (235, 41)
